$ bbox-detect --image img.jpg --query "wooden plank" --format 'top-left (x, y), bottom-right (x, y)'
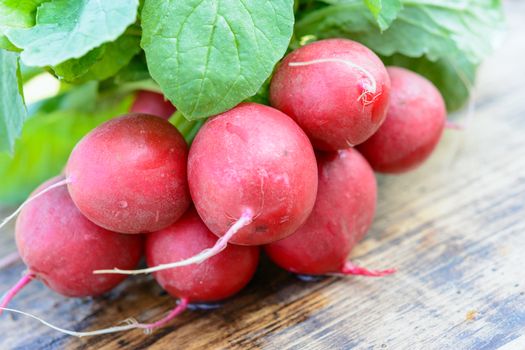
top-left (1, 2), bottom-right (525, 349)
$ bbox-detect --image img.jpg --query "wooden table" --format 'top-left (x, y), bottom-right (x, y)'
top-left (2, 2), bottom-right (525, 349)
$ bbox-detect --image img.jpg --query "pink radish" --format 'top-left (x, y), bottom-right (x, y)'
top-left (137, 208), bottom-right (260, 327)
top-left (270, 39), bottom-right (391, 151)
top-left (188, 103), bottom-right (317, 245)
top-left (357, 67), bottom-right (447, 173)
top-left (94, 102), bottom-right (317, 275)
top-left (265, 148), bottom-right (394, 276)
top-left (0, 176), bottom-right (143, 313)
top-left (147, 208), bottom-right (259, 301)
top-left (1, 208), bottom-right (259, 336)
top-left (130, 90), bottom-right (176, 120)
top-left (66, 113), bottom-right (190, 234)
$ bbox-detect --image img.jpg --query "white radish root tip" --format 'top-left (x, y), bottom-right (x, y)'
top-left (93, 210), bottom-right (254, 275)
top-left (358, 89), bottom-right (382, 107)
top-left (121, 317), bottom-right (139, 326)
top-left (0, 298), bottom-right (189, 337)
top-left (340, 261), bottom-right (396, 277)
top-left (0, 307), bottom-right (149, 337)
top-left (0, 178), bottom-right (71, 231)
top-left (289, 58), bottom-right (379, 106)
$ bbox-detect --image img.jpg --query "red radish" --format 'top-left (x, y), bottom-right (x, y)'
top-left (357, 67), bottom-right (447, 173)
top-left (0, 176), bottom-right (143, 313)
top-left (269, 38), bottom-right (391, 151)
top-left (66, 114), bottom-right (190, 234)
top-left (188, 103), bottom-right (317, 246)
top-left (1, 208), bottom-right (258, 336)
top-left (145, 208), bottom-right (259, 321)
top-left (130, 90), bottom-right (176, 120)
top-left (94, 103), bottom-right (317, 275)
top-left (265, 148), bottom-right (394, 276)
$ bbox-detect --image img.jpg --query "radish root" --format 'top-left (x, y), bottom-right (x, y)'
top-left (289, 58), bottom-right (378, 105)
top-left (0, 307), bottom-right (143, 336)
top-left (0, 272), bottom-right (35, 314)
top-left (94, 210), bottom-right (254, 275)
top-left (0, 298), bottom-right (189, 337)
top-left (340, 261), bottom-right (396, 277)
top-left (0, 178), bottom-right (71, 231)
top-left (138, 298), bottom-right (189, 330)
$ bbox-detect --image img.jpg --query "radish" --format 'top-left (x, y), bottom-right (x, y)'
top-left (147, 209), bottom-right (259, 301)
top-left (141, 208), bottom-right (259, 327)
top-left (269, 38), bottom-right (391, 151)
top-left (188, 103), bottom-right (317, 245)
top-left (1, 207), bottom-right (259, 336)
top-left (0, 176), bottom-right (143, 313)
top-left (357, 67), bottom-right (447, 173)
top-left (130, 90), bottom-right (176, 120)
top-left (0, 114), bottom-right (189, 234)
top-left (94, 102), bottom-right (317, 275)
top-left (265, 148), bottom-right (395, 276)
top-left (66, 113), bottom-right (190, 234)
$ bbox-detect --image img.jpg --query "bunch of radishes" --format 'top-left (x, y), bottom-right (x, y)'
top-left (0, 38), bottom-right (447, 336)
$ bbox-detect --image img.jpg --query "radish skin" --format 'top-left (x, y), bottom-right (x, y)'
top-left (130, 90), bottom-right (176, 120)
top-left (0, 178), bottom-right (70, 231)
top-left (357, 67), bottom-right (447, 173)
top-left (189, 103), bottom-right (318, 246)
top-left (265, 149), bottom-right (394, 276)
top-left (94, 209), bottom-right (259, 329)
top-left (270, 39), bottom-right (391, 151)
top-left (95, 104), bottom-right (317, 275)
top-left (0, 176), bottom-right (143, 311)
top-left (66, 114), bottom-right (190, 234)
top-left (146, 209), bottom-right (260, 301)
top-left (1, 114), bottom-right (190, 234)
top-left (95, 209), bottom-right (260, 328)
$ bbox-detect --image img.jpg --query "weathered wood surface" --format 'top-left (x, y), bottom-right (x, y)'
top-left (2, 2), bottom-right (525, 349)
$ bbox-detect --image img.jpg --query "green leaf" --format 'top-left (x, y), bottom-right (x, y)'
top-left (295, 0), bottom-right (504, 64)
top-left (0, 0), bottom-right (44, 28)
top-left (0, 34), bottom-right (17, 50)
top-left (81, 33), bottom-right (141, 82)
top-left (0, 0), bottom-right (46, 51)
top-left (52, 47), bottom-right (105, 82)
top-left (0, 93), bottom-right (133, 204)
top-left (317, 0), bottom-right (401, 31)
top-left (381, 54), bottom-right (476, 111)
top-left (5, 0), bottom-right (139, 67)
top-left (112, 54), bottom-right (151, 85)
top-left (363, 0), bottom-right (402, 31)
top-left (53, 32), bottom-right (141, 83)
top-left (0, 49), bottom-right (27, 153)
top-left (141, 0), bottom-right (295, 120)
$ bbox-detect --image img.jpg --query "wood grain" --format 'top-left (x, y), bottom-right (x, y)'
top-left (2, 2), bottom-right (525, 349)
